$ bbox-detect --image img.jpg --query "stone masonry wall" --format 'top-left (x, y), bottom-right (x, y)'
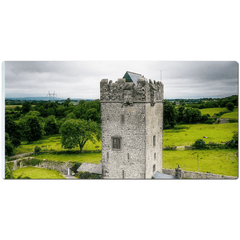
top-left (101, 102), bottom-right (146, 179)
top-left (11, 157), bottom-right (74, 175)
top-left (145, 102), bottom-right (163, 178)
top-left (162, 168), bottom-right (237, 179)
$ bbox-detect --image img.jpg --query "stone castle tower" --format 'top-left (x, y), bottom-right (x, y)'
top-left (100, 71), bottom-right (164, 179)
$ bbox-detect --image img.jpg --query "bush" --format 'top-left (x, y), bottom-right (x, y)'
top-left (34, 146), bottom-right (41, 155)
top-left (71, 163), bottom-right (82, 173)
top-left (225, 132), bottom-right (238, 149)
top-left (76, 171), bottom-right (92, 179)
top-left (193, 139), bottom-right (206, 149)
top-left (31, 158), bottom-right (42, 166)
top-left (205, 118), bottom-right (215, 124)
top-left (226, 102), bottom-right (234, 111)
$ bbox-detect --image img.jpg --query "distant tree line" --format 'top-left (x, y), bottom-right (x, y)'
top-left (163, 95), bottom-right (237, 129)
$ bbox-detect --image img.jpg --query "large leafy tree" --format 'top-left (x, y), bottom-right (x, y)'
top-left (5, 116), bottom-right (22, 148)
top-left (19, 115), bottom-right (43, 142)
top-left (5, 133), bottom-right (14, 156)
top-left (44, 115), bottom-right (59, 135)
top-left (21, 101), bottom-right (31, 114)
top-left (60, 119), bottom-right (101, 152)
top-left (163, 100), bottom-right (177, 129)
top-left (182, 108), bottom-right (202, 124)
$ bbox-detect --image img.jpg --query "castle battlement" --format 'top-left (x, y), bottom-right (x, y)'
top-left (100, 77), bottom-right (164, 105)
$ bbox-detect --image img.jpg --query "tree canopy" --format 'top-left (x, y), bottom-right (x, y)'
top-left (60, 119), bottom-right (101, 152)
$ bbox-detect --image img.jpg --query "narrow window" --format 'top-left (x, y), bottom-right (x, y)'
top-left (153, 164), bottom-right (156, 172)
top-left (122, 170), bottom-right (125, 179)
top-left (154, 153), bottom-right (156, 159)
top-left (153, 135), bottom-right (156, 146)
top-left (121, 114), bottom-right (124, 124)
top-left (107, 152), bottom-right (109, 159)
top-left (127, 153), bottom-right (129, 160)
top-left (112, 137), bottom-right (121, 149)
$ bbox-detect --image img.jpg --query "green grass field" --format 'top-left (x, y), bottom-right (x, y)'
top-left (221, 108), bottom-right (238, 120)
top-left (35, 152), bottom-right (102, 164)
top-left (200, 107), bottom-right (227, 116)
top-left (163, 149), bottom-right (238, 177)
top-left (15, 134), bottom-right (102, 154)
top-left (12, 167), bottom-right (66, 179)
top-left (5, 105), bottom-right (22, 109)
top-left (163, 123), bottom-right (238, 147)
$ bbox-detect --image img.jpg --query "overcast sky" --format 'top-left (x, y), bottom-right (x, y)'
top-left (4, 61), bottom-right (238, 99)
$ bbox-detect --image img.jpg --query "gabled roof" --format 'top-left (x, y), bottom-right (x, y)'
top-left (123, 71), bottom-right (143, 86)
top-left (77, 162), bottom-right (102, 175)
top-left (153, 171), bottom-right (176, 179)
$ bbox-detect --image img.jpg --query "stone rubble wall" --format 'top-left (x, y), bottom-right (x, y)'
top-left (10, 157), bottom-right (74, 175)
top-left (162, 168), bottom-right (237, 179)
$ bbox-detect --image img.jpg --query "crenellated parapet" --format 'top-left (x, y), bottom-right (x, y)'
top-left (100, 77), bottom-right (164, 105)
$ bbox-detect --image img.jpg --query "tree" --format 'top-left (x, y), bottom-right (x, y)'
top-left (163, 100), bottom-right (177, 129)
top-left (60, 119), bottom-right (101, 152)
top-left (20, 115), bottom-right (42, 142)
top-left (193, 139), bottom-right (206, 149)
top-left (5, 116), bottom-right (22, 148)
top-left (21, 101), bottom-right (31, 114)
top-left (182, 108), bottom-right (201, 124)
top-left (226, 102), bottom-right (234, 111)
top-left (44, 115), bottom-right (59, 135)
top-left (64, 98), bottom-right (71, 107)
top-left (5, 133), bottom-right (14, 156)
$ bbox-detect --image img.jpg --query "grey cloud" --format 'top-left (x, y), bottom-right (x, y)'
top-left (4, 61), bottom-right (238, 99)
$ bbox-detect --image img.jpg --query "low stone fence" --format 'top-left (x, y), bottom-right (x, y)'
top-left (9, 152), bottom-right (34, 160)
top-left (10, 157), bottom-right (75, 175)
top-left (163, 168), bottom-right (237, 179)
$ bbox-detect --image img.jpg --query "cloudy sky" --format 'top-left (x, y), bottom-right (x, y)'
top-left (4, 61), bottom-right (238, 99)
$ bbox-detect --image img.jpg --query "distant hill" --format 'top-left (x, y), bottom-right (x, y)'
top-left (5, 97), bottom-right (96, 101)
top-left (5, 97), bottom-right (65, 101)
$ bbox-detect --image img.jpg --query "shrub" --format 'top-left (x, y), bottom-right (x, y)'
top-left (71, 163), bottom-right (82, 173)
top-left (34, 146), bottom-right (41, 155)
top-left (91, 174), bottom-right (101, 179)
top-left (226, 102), bottom-right (234, 111)
top-left (193, 139), bottom-right (206, 149)
top-left (31, 158), bottom-right (42, 166)
top-left (225, 132), bottom-right (238, 149)
top-left (77, 171), bottom-right (92, 179)
top-left (205, 118), bottom-right (215, 124)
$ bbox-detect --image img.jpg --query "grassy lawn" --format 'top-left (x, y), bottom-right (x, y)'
top-left (163, 123), bottom-right (238, 147)
top-left (35, 152), bottom-right (102, 164)
top-left (15, 134), bottom-right (102, 155)
top-left (200, 107), bottom-right (227, 117)
top-left (221, 107), bottom-right (238, 120)
top-left (12, 167), bottom-right (66, 179)
top-left (163, 149), bottom-right (238, 177)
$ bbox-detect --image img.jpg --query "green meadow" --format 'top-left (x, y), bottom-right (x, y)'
top-left (163, 123), bottom-right (238, 147)
top-left (15, 134), bottom-right (102, 155)
top-left (221, 108), bottom-right (238, 120)
top-left (12, 167), bottom-right (66, 179)
top-left (162, 149), bottom-right (238, 177)
top-left (200, 107), bottom-right (227, 117)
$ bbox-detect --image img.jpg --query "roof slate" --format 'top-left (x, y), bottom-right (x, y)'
top-left (123, 71), bottom-right (143, 86)
top-left (77, 162), bottom-right (102, 175)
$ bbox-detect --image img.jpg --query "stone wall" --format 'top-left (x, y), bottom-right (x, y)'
top-left (162, 168), bottom-right (237, 179)
top-left (10, 157), bottom-right (75, 175)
